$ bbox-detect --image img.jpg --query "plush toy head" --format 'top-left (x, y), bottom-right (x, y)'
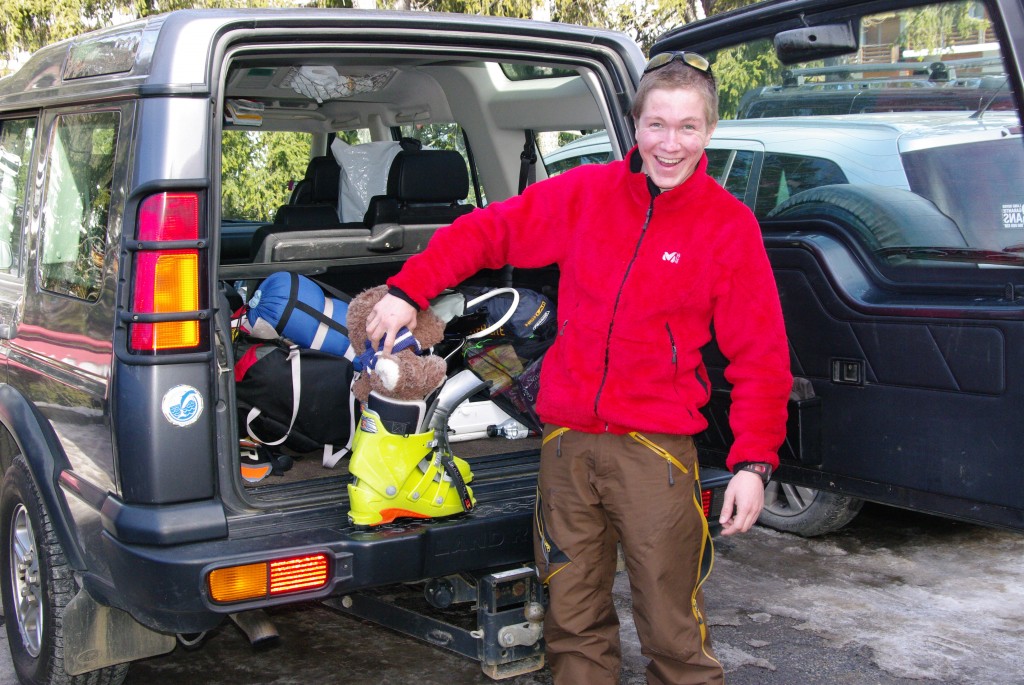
top-left (346, 285), bottom-right (448, 404)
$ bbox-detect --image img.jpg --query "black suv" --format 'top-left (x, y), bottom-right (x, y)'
top-left (2, 0), bottom-right (1024, 683)
top-left (0, 9), bottom-right (730, 684)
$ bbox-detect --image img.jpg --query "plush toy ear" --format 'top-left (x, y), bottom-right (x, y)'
top-left (373, 358), bottom-right (400, 391)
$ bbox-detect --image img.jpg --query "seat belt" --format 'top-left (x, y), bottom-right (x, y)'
top-left (518, 130), bottom-right (537, 194)
top-left (506, 131), bottom-right (538, 287)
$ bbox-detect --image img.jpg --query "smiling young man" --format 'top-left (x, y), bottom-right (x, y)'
top-left (367, 54), bottom-right (792, 685)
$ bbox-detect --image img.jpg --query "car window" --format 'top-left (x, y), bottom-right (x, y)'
top-left (706, 148), bottom-right (756, 203)
top-left (540, 130), bottom-right (612, 177)
top-left (0, 118), bottom-right (35, 276)
top-left (902, 138), bottom-right (1024, 251)
top-left (705, 0), bottom-right (1023, 269)
top-left (222, 129), bottom-right (316, 222)
top-left (754, 153), bottom-right (848, 217)
top-left (38, 111), bottom-right (119, 301)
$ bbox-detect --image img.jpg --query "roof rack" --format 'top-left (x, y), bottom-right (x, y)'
top-left (781, 56), bottom-right (1004, 86)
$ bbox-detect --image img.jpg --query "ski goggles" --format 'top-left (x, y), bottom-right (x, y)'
top-left (643, 51), bottom-right (712, 76)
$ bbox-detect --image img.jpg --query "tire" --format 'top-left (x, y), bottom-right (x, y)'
top-left (766, 184), bottom-right (967, 251)
top-left (0, 455), bottom-right (129, 685)
top-left (758, 481), bottom-right (864, 537)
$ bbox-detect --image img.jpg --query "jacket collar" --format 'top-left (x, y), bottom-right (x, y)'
top-left (626, 146), bottom-right (711, 206)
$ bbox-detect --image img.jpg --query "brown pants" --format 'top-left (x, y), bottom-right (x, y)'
top-left (533, 427), bottom-right (723, 685)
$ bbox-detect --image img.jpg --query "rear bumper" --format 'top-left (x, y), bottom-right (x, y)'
top-left (89, 463), bottom-right (731, 635)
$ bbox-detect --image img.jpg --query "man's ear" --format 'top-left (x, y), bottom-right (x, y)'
top-left (703, 121), bottom-right (717, 146)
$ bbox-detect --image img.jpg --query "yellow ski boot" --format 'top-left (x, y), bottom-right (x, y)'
top-left (347, 393), bottom-right (475, 527)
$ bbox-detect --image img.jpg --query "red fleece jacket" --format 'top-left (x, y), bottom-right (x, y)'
top-left (389, 148), bottom-right (792, 469)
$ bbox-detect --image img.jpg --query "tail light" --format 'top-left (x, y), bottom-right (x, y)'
top-left (208, 554), bottom-right (330, 604)
top-left (701, 488), bottom-right (713, 517)
top-left (129, 192), bottom-right (202, 352)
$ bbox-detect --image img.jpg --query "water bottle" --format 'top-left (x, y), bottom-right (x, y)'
top-left (487, 418), bottom-right (530, 439)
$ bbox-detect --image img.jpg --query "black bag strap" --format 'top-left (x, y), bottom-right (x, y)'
top-left (275, 272), bottom-right (302, 335)
top-left (309, 276), bottom-right (352, 304)
top-left (276, 272), bottom-right (350, 339)
top-left (244, 344), bottom-right (302, 446)
top-left (439, 450), bottom-right (474, 513)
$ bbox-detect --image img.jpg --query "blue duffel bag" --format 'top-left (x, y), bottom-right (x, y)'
top-left (242, 272), bottom-right (353, 359)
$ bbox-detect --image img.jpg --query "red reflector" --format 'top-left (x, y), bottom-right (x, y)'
top-left (269, 555), bottom-right (329, 595)
top-left (130, 192), bottom-right (201, 352)
top-left (701, 489), bottom-right (712, 517)
top-left (138, 192), bottom-right (198, 241)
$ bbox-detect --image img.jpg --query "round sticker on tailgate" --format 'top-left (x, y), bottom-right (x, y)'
top-left (162, 385), bottom-right (204, 427)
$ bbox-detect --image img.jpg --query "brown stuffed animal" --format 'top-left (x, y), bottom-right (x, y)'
top-left (346, 285), bottom-right (448, 404)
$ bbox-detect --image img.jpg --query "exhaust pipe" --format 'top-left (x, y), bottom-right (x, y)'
top-left (230, 609), bottom-right (280, 650)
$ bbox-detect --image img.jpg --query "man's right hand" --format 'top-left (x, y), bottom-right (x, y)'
top-left (367, 293), bottom-right (418, 356)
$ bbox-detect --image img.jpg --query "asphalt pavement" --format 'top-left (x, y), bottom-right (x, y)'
top-left (0, 503), bottom-right (1021, 684)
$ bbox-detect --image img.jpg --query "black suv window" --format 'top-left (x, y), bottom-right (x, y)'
top-left (755, 153), bottom-right (848, 217)
top-left (38, 111), bottom-right (119, 301)
top-left (706, 148), bottom-right (756, 203)
top-left (0, 118), bottom-right (35, 277)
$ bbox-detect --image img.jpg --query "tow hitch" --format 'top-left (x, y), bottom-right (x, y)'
top-left (324, 566), bottom-right (545, 679)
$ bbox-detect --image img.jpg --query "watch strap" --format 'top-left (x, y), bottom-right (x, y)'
top-left (734, 461), bottom-right (773, 485)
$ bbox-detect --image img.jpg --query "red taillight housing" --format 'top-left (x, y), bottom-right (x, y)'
top-left (129, 192), bottom-right (202, 352)
top-left (701, 488), bottom-right (713, 517)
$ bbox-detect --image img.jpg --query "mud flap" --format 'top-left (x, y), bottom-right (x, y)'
top-left (63, 588), bottom-right (175, 675)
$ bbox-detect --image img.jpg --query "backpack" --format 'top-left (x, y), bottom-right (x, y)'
top-left (235, 338), bottom-right (355, 463)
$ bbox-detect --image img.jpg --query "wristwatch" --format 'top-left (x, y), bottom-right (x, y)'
top-left (734, 461), bottom-right (773, 486)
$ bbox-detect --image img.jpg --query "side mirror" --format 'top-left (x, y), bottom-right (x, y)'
top-left (774, 23), bottom-right (859, 65)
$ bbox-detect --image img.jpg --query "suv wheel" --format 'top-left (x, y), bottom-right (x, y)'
top-left (1, 455), bottom-right (129, 685)
top-left (759, 481), bottom-right (864, 537)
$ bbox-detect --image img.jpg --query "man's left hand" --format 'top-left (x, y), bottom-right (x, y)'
top-left (718, 470), bottom-right (765, 536)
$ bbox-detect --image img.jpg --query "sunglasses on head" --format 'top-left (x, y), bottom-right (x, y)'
top-left (643, 51), bottom-right (712, 75)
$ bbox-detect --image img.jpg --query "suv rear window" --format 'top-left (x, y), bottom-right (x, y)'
top-left (902, 137), bottom-right (1024, 251)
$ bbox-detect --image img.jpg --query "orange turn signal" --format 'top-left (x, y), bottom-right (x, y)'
top-left (208, 554), bottom-right (330, 604)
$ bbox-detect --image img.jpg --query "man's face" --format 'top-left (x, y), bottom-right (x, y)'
top-left (634, 87), bottom-right (716, 192)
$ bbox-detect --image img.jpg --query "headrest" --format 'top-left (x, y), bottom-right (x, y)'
top-left (387, 150), bottom-right (469, 204)
top-left (306, 156), bottom-right (342, 204)
top-left (274, 204), bottom-right (341, 228)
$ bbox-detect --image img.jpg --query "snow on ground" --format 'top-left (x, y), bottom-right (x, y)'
top-left (706, 516), bottom-right (1024, 682)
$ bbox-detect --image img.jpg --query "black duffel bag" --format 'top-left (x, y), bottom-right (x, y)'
top-left (235, 338), bottom-right (354, 457)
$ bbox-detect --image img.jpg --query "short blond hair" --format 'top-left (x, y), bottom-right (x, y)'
top-left (631, 60), bottom-right (719, 129)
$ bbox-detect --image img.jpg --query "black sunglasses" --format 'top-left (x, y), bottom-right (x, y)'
top-left (643, 51), bottom-right (712, 75)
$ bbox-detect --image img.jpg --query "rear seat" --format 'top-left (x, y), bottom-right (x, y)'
top-left (251, 148), bottom-right (474, 263)
top-left (287, 155), bottom-right (340, 207)
top-left (364, 149), bottom-right (474, 226)
top-left (250, 157), bottom-right (349, 259)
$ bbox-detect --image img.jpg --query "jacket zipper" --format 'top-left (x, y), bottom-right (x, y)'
top-left (593, 196), bottom-right (656, 419)
top-left (666, 323), bottom-right (677, 366)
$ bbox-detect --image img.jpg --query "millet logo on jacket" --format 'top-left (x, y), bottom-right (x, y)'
top-left (662, 251), bottom-right (681, 264)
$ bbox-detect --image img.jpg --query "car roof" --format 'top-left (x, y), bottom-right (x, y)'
top-left (713, 111), bottom-right (1019, 149)
top-left (0, 8), bottom-right (642, 110)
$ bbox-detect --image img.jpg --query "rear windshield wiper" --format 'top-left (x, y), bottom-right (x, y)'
top-left (875, 246), bottom-right (1024, 265)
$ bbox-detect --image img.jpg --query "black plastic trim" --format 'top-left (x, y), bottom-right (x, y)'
top-left (0, 384), bottom-right (86, 570)
top-left (99, 495), bottom-right (227, 545)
